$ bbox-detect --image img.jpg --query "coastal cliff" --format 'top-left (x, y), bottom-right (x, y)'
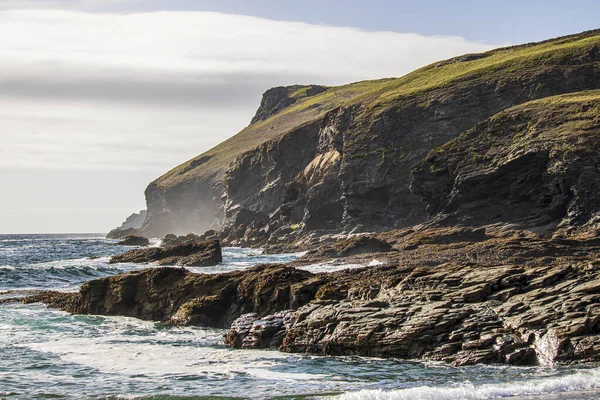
top-left (48, 29), bottom-right (600, 366)
top-left (120, 29), bottom-right (600, 244)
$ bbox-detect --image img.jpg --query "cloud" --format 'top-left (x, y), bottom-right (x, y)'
top-left (0, 9), bottom-right (499, 232)
top-left (0, 9), bottom-right (496, 173)
top-left (0, 0), bottom-right (138, 10)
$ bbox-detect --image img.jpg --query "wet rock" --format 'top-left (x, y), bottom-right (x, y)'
top-left (28, 227), bottom-right (600, 367)
top-left (110, 240), bottom-right (222, 267)
top-left (29, 264), bottom-right (322, 328)
top-left (294, 235), bottom-right (393, 265)
top-left (224, 310), bottom-right (296, 349)
top-left (116, 235), bottom-right (150, 246)
top-left (106, 227), bottom-right (137, 239)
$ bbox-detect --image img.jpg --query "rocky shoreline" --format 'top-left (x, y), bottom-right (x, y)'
top-left (17, 30), bottom-right (600, 370)
top-left (19, 226), bottom-right (600, 367)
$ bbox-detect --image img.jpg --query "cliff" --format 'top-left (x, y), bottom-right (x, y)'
top-left (412, 91), bottom-right (600, 238)
top-left (125, 29), bottom-right (600, 242)
top-left (32, 29), bottom-right (600, 367)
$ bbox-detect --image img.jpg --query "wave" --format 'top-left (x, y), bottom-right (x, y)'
top-left (0, 260), bottom-right (131, 290)
top-left (336, 367), bottom-right (600, 400)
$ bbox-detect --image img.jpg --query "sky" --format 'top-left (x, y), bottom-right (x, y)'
top-left (0, 0), bottom-right (598, 233)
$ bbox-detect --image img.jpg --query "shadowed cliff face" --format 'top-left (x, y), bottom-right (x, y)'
top-left (411, 92), bottom-right (600, 238)
top-left (220, 67), bottom-right (600, 245)
top-left (125, 30), bottom-right (600, 240)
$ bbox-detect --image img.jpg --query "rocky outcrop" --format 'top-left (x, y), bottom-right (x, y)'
top-left (110, 240), bottom-right (222, 267)
top-left (250, 85), bottom-right (327, 124)
top-left (26, 264), bottom-right (323, 328)
top-left (116, 235), bottom-right (150, 246)
top-left (28, 227), bottom-right (600, 366)
top-left (292, 235), bottom-right (393, 265)
top-left (223, 228), bottom-right (600, 366)
top-left (106, 227), bottom-right (137, 240)
top-left (411, 91), bottom-right (600, 238)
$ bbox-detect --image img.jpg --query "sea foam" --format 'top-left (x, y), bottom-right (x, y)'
top-left (336, 367), bottom-right (600, 400)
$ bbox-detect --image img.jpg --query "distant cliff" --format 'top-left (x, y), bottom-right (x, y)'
top-left (117, 29), bottom-right (600, 243)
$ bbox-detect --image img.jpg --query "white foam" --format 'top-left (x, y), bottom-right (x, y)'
top-left (19, 316), bottom-right (326, 383)
top-left (336, 368), bottom-right (600, 400)
top-left (369, 259), bottom-right (383, 266)
top-left (297, 262), bottom-right (365, 273)
top-left (0, 265), bottom-right (15, 270)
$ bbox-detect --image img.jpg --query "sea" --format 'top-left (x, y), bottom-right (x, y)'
top-left (1, 234), bottom-right (600, 400)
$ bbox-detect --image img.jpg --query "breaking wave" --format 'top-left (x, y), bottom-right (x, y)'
top-left (336, 367), bottom-right (600, 399)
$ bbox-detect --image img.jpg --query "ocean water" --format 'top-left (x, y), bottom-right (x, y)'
top-left (1, 234), bottom-right (600, 400)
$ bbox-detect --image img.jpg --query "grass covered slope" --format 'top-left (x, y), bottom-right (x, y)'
top-left (412, 90), bottom-right (600, 237)
top-left (139, 28), bottom-right (600, 238)
top-left (154, 29), bottom-right (600, 190)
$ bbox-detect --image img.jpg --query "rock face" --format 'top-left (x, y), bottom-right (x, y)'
top-left (116, 235), bottom-right (150, 246)
top-left (110, 240), bottom-right (222, 267)
top-left (106, 210), bottom-right (147, 239)
top-left (411, 92), bottom-right (600, 238)
top-left (27, 264), bottom-right (322, 328)
top-left (250, 85), bottom-right (327, 124)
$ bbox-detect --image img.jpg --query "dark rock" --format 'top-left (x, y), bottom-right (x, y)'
top-left (251, 85), bottom-right (327, 124)
top-left (224, 310), bottom-right (296, 349)
top-left (29, 227), bottom-right (600, 366)
top-left (293, 235), bottom-right (393, 265)
top-left (27, 264), bottom-right (322, 328)
top-left (110, 240), bottom-right (222, 267)
top-left (116, 235), bottom-right (150, 246)
top-left (411, 94), bottom-right (600, 238)
top-left (106, 227), bottom-right (137, 239)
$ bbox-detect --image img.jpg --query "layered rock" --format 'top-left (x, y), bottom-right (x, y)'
top-left (110, 240), bottom-right (222, 267)
top-left (411, 91), bottom-right (600, 238)
top-left (26, 227), bottom-right (600, 366)
top-left (26, 264), bottom-right (322, 327)
top-left (224, 228), bottom-right (600, 366)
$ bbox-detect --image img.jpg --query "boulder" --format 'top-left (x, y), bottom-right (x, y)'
top-left (116, 235), bottom-right (150, 246)
top-left (110, 240), bottom-right (222, 267)
top-left (106, 227), bottom-right (137, 239)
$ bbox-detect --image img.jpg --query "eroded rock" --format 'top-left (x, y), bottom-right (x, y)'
top-left (116, 235), bottom-right (150, 246)
top-left (110, 240), bottom-right (222, 267)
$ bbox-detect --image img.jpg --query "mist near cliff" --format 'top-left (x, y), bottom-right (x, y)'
top-left (0, 8), bottom-right (495, 233)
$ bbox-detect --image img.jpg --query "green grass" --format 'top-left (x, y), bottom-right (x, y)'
top-left (154, 29), bottom-right (600, 189)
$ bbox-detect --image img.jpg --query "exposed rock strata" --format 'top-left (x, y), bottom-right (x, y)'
top-left (110, 240), bottom-right (222, 267)
top-left (225, 229), bottom-right (600, 366)
top-left (113, 30), bottom-right (600, 240)
top-left (411, 92), bottom-right (600, 238)
top-left (29, 227), bottom-right (600, 366)
top-left (26, 264), bottom-right (322, 328)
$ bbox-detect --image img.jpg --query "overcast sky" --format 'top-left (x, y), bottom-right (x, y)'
top-left (0, 0), bottom-right (597, 233)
